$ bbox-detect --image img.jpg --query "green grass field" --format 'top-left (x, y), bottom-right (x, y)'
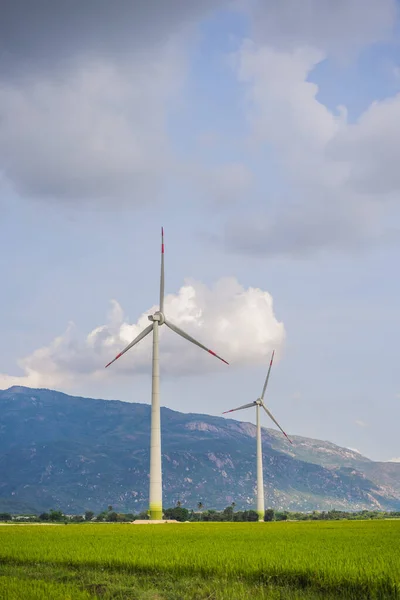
top-left (0, 520), bottom-right (399, 599)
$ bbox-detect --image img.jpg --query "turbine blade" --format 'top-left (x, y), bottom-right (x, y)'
top-left (160, 227), bottom-right (165, 313)
top-left (105, 324), bottom-right (153, 368)
top-left (261, 403), bottom-right (292, 444)
top-left (164, 318), bottom-right (229, 365)
top-left (261, 350), bottom-right (275, 400)
top-left (222, 401), bottom-right (257, 414)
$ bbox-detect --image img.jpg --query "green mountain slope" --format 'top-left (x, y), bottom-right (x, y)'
top-left (1, 386), bottom-right (399, 513)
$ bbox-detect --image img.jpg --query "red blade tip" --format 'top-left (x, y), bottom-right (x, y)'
top-left (105, 352), bottom-right (122, 368)
top-left (208, 349), bottom-right (229, 365)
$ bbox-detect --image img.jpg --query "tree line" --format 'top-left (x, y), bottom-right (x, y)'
top-left (1, 506), bottom-right (400, 523)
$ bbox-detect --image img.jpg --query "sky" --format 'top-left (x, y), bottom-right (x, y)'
top-left (1, 0), bottom-right (400, 463)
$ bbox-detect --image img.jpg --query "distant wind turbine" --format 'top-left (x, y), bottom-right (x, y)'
top-left (222, 350), bottom-right (292, 522)
top-left (105, 228), bottom-right (229, 520)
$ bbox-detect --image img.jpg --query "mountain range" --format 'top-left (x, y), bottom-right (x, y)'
top-left (0, 386), bottom-right (399, 514)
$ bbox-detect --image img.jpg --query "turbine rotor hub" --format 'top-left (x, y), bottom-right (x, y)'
top-left (148, 311), bottom-right (165, 325)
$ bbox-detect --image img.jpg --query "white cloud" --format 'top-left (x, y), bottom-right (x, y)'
top-left (355, 420), bottom-right (368, 428)
top-left (224, 28), bottom-right (400, 256)
top-left (236, 43), bottom-right (339, 180)
top-left (0, 278), bottom-right (285, 389)
top-left (388, 457), bottom-right (400, 462)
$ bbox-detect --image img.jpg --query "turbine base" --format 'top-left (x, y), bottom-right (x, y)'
top-left (149, 504), bottom-right (163, 520)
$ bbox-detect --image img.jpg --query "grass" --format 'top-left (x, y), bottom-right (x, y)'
top-left (0, 520), bottom-right (398, 599)
top-left (0, 575), bottom-right (93, 600)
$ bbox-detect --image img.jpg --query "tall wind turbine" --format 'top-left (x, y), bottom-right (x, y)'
top-left (222, 351), bottom-right (292, 522)
top-left (105, 228), bottom-right (229, 520)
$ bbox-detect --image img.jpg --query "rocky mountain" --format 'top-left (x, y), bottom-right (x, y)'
top-left (1, 386), bottom-right (399, 514)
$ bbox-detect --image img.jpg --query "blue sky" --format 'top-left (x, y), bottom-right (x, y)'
top-left (0, 0), bottom-right (399, 462)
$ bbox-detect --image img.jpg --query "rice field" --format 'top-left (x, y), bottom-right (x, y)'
top-left (0, 520), bottom-right (399, 599)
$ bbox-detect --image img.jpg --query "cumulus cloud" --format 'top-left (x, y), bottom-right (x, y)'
top-left (0, 278), bottom-right (285, 390)
top-left (223, 12), bottom-right (400, 257)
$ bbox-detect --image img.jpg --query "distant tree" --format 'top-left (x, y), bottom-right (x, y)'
top-left (197, 502), bottom-right (204, 511)
top-left (176, 500), bottom-right (181, 508)
top-left (108, 512), bottom-right (118, 522)
top-left (275, 512), bottom-right (288, 521)
top-left (49, 510), bottom-right (64, 522)
top-left (233, 511), bottom-right (245, 522)
top-left (223, 506), bottom-right (233, 521)
top-left (108, 505), bottom-right (113, 512)
top-left (85, 510), bottom-right (94, 521)
top-left (208, 510), bottom-right (220, 522)
top-left (264, 508), bottom-right (275, 522)
top-left (245, 510), bottom-right (259, 522)
top-left (39, 512), bottom-right (49, 521)
top-left (0, 513), bottom-right (11, 521)
top-left (164, 507), bottom-right (189, 522)
top-left (231, 502), bottom-right (236, 510)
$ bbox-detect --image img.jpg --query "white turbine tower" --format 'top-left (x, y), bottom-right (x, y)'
top-left (105, 228), bottom-right (229, 520)
top-left (222, 351), bottom-right (292, 522)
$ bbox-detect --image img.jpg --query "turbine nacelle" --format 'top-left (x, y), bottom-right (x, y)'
top-left (148, 311), bottom-right (165, 325)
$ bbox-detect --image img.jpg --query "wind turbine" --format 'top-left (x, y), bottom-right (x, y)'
top-left (105, 228), bottom-right (229, 520)
top-left (222, 350), bottom-right (292, 522)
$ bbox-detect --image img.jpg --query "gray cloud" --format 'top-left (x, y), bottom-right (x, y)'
top-left (1, 0), bottom-right (399, 218)
top-left (0, 54), bottom-right (179, 203)
top-left (326, 94), bottom-right (400, 196)
top-left (222, 191), bottom-right (384, 257)
top-left (0, 1), bottom-right (231, 203)
top-left (0, 1), bottom-right (225, 76)
top-left (250, 0), bottom-right (397, 56)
